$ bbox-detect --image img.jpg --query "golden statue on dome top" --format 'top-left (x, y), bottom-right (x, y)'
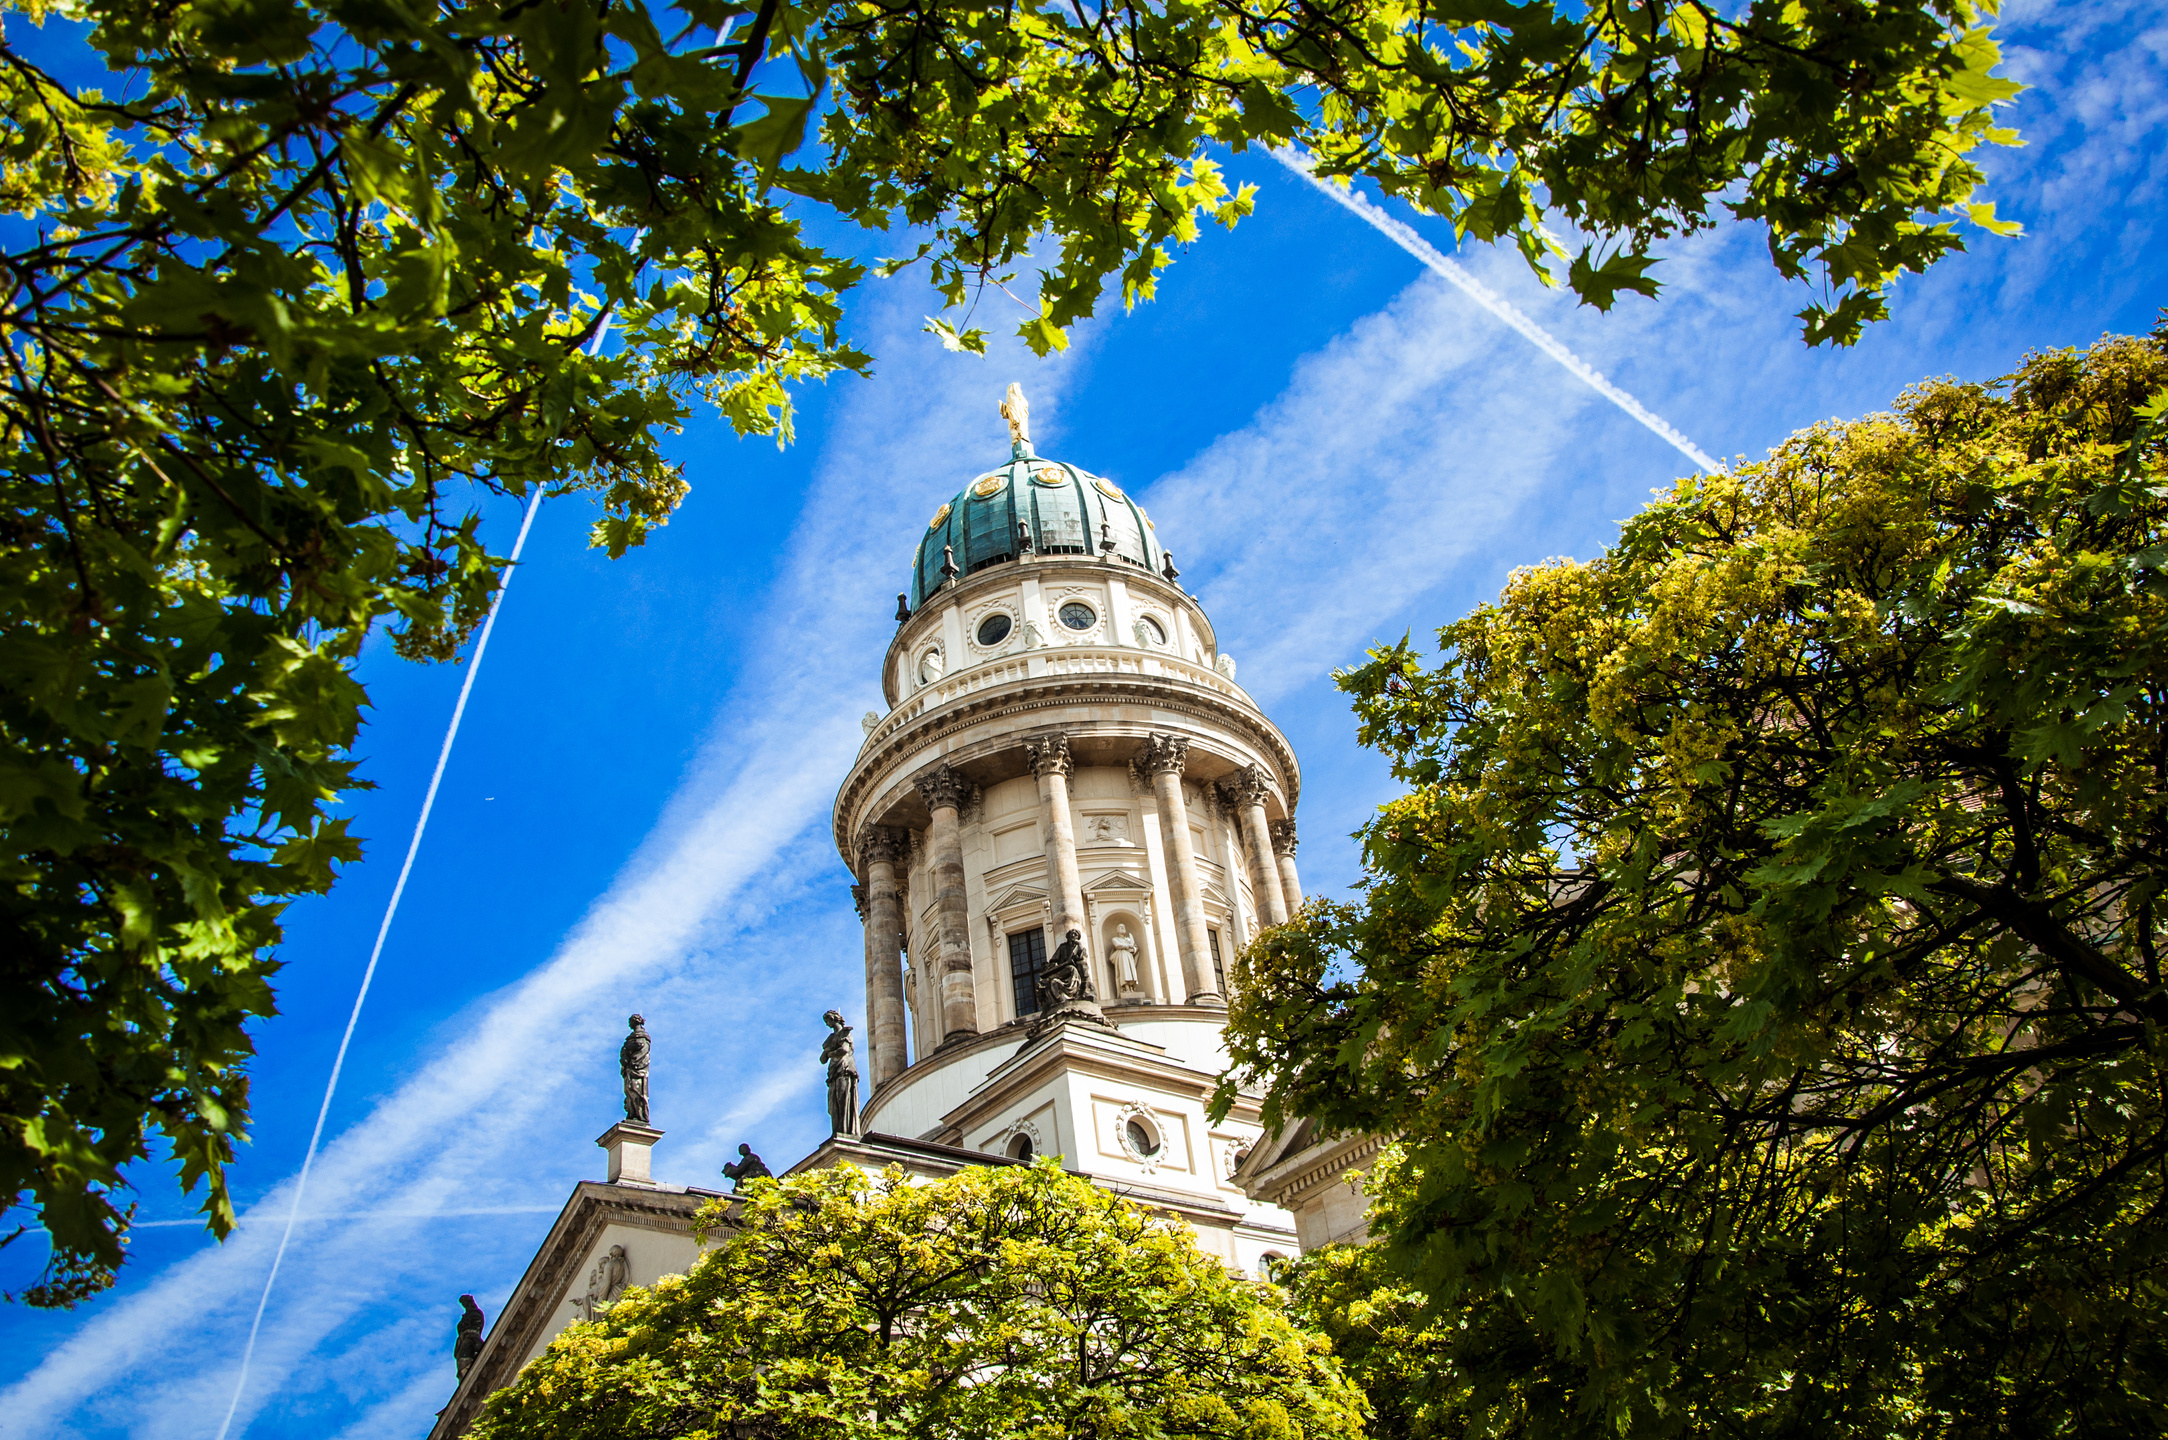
top-left (1001, 382), bottom-right (1031, 447)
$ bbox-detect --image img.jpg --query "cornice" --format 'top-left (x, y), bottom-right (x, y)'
top-left (1250, 1134), bottom-right (1389, 1211)
top-left (862, 1005), bottom-right (1249, 1128)
top-left (833, 672), bottom-right (1300, 861)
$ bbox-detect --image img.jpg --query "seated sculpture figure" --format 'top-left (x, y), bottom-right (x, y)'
top-left (1037, 928), bottom-right (1095, 1011)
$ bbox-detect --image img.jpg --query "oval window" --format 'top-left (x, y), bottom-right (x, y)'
top-left (1139, 614), bottom-right (1167, 645)
top-left (976, 612), bottom-right (1013, 646)
top-left (1125, 1119), bottom-right (1160, 1158)
top-left (1058, 602), bottom-right (1096, 631)
top-left (1007, 1132), bottom-right (1034, 1161)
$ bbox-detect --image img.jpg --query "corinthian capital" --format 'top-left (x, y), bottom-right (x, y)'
top-left (1139, 732), bottom-right (1190, 776)
top-left (1024, 733), bottom-right (1073, 777)
top-left (1270, 817), bottom-right (1299, 857)
top-left (856, 824), bottom-right (904, 869)
top-left (914, 765), bottom-right (968, 813)
top-left (1229, 763), bottom-right (1273, 807)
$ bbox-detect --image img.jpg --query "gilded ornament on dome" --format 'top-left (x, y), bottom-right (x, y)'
top-left (1031, 465), bottom-right (1068, 486)
top-left (1093, 477), bottom-right (1125, 500)
top-left (972, 474), bottom-right (1004, 498)
top-left (1001, 382), bottom-right (1031, 445)
top-left (928, 502), bottom-right (951, 530)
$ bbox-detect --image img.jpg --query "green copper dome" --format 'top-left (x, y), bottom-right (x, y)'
top-left (908, 442), bottom-right (1167, 608)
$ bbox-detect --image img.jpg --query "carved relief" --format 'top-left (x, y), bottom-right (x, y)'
top-left (1079, 813), bottom-right (1131, 846)
top-left (567, 1243), bottom-right (630, 1322)
top-left (1271, 817), bottom-right (1299, 857)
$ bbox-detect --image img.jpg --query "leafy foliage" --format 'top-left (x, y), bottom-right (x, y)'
top-left (471, 1160), bottom-right (1364, 1440)
top-left (0, 0), bottom-right (864, 1304)
top-left (0, 0), bottom-right (2018, 1303)
top-left (809, 0), bottom-right (2022, 351)
top-left (1278, 1150), bottom-right (1468, 1440)
top-left (1224, 331), bottom-right (2168, 1435)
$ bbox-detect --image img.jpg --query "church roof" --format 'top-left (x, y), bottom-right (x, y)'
top-left (908, 441), bottom-right (1166, 608)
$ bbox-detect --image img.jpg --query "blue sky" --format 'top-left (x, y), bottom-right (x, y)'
top-left (5, 1), bottom-right (2166, 1433)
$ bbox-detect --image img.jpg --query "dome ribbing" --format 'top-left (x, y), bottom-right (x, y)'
top-left (908, 442), bottom-right (1166, 608)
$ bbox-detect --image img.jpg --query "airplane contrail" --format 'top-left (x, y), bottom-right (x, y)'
top-left (1272, 147), bottom-right (1723, 474)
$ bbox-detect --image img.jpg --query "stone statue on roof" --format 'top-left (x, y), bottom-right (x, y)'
top-left (821, 1010), bottom-right (861, 1137)
top-left (619, 1014), bottom-right (651, 1125)
top-left (454, 1294), bottom-right (485, 1379)
top-left (1001, 382), bottom-right (1031, 447)
top-left (722, 1144), bottom-right (773, 1190)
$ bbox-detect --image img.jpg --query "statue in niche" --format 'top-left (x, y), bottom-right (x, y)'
top-left (821, 1010), bottom-right (861, 1137)
top-left (1038, 928), bottom-right (1096, 1010)
top-left (454, 1294), bottom-right (485, 1379)
top-left (723, 1144), bottom-right (773, 1190)
top-left (1109, 923), bottom-right (1142, 994)
top-left (619, 1014), bottom-right (651, 1125)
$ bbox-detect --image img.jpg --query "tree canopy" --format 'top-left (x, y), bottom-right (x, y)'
top-left (0, 0), bottom-right (2017, 1302)
top-left (471, 1160), bottom-right (1364, 1440)
top-left (1225, 330), bottom-right (2168, 1435)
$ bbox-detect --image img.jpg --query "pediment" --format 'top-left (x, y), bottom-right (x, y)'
top-left (1083, 870), bottom-right (1151, 895)
top-left (985, 883), bottom-right (1049, 914)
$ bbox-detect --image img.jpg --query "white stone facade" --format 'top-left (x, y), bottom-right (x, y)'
top-left (429, 436), bottom-right (1327, 1439)
top-left (830, 531), bottom-right (1308, 1269)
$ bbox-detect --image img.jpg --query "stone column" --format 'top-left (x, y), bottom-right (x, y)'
top-left (1141, 732), bottom-right (1218, 1005)
top-left (915, 766), bottom-right (980, 1043)
top-left (857, 825), bottom-right (908, 1087)
top-left (1026, 733), bottom-right (1087, 953)
top-left (1227, 764), bottom-right (1290, 927)
top-left (1271, 818), bottom-right (1303, 910)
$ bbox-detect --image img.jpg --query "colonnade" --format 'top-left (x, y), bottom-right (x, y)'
top-left (853, 731), bottom-right (1302, 1089)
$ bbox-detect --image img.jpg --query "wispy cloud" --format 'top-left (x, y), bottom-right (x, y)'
top-left (1269, 148), bottom-right (1720, 474)
top-left (0, 291), bottom-right (1087, 1440)
top-left (1138, 272), bottom-right (1607, 707)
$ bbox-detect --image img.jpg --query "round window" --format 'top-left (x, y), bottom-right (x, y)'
top-left (1139, 614), bottom-right (1167, 645)
top-left (976, 612), bottom-right (1013, 646)
top-left (1124, 1118), bottom-right (1160, 1158)
top-left (1058, 601), bottom-right (1096, 631)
